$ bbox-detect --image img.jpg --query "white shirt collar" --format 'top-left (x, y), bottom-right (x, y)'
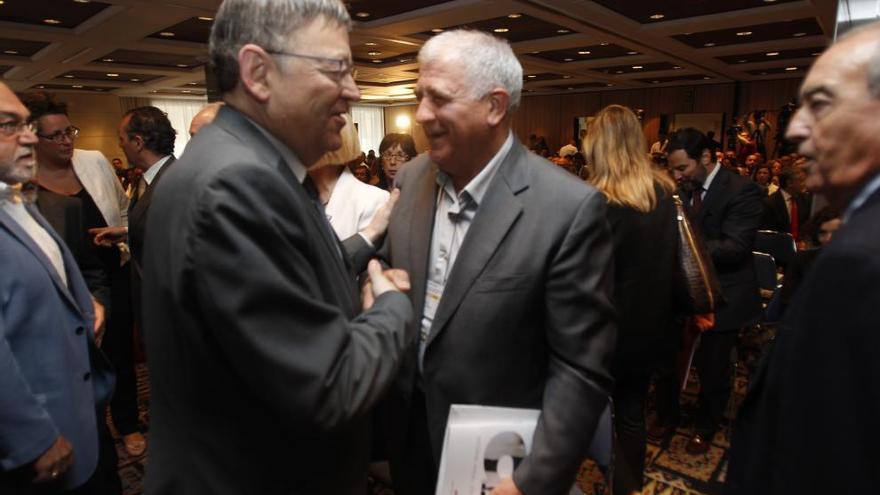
top-left (244, 115), bottom-right (308, 183)
top-left (142, 155), bottom-right (173, 186)
top-left (701, 162), bottom-right (721, 191)
top-left (843, 172), bottom-right (880, 223)
top-left (436, 131), bottom-right (513, 207)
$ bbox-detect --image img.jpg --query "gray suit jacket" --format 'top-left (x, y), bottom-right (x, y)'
top-left (382, 139), bottom-right (616, 495)
top-left (142, 106), bottom-right (413, 494)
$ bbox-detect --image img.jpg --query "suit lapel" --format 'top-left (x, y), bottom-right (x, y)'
top-left (0, 205), bottom-right (81, 311)
top-left (425, 145), bottom-right (526, 348)
top-left (407, 163), bottom-right (439, 322)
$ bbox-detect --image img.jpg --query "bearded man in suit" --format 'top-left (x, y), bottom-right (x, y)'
top-left (378, 30), bottom-right (617, 495)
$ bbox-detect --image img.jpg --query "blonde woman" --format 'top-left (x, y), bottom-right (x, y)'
top-left (585, 105), bottom-right (680, 495)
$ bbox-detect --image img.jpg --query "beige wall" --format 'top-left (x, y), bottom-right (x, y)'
top-left (383, 105), bottom-right (429, 153)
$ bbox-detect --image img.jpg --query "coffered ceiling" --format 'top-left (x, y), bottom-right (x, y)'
top-left (0, 0), bottom-right (836, 103)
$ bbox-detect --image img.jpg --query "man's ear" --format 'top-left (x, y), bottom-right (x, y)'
top-left (485, 89), bottom-right (510, 127)
top-left (238, 44), bottom-right (273, 103)
top-left (701, 148), bottom-right (713, 166)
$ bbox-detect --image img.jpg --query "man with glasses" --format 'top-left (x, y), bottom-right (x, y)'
top-left (377, 30), bottom-right (616, 495)
top-left (141, 1), bottom-right (413, 494)
top-left (0, 81), bottom-right (114, 494)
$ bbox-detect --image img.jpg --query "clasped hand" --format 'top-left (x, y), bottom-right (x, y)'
top-left (361, 260), bottom-right (410, 310)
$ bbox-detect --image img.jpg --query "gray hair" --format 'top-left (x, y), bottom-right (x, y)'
top-left (418, 30), bottom-right (523, 113)
top-left (835, 20), bottom-right (880, 98)
top-left (209, 0), bottom-right (350, 93)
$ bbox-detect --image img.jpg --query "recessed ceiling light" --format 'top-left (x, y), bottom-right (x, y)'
top-left (615, 70), bottom-right (624, 74)
top-left (703, 76), bottom-right (711, 79)
top-left (159, 32), bottom-right (175, 37)
top-left (673, 65), bottom-right (682, 69)
top-left (651, 80), bottom-right (659, 83)
top-left (3, 50), bottom-right (18, 54)
top-left (785, 66), bottom-right (798, 71)
top-left (599, 42), bottom-right (609, 46)
top-left (43, 18), bottom-right (62, 25)
top-left (151, 90), bottom-right (157, 93)
top-left (607, 83), bottom-right (614, 87)
top-left (738, 59), bottom-right (748, 63)
top-left (508, 13), bottom-right (522, 19)
top-left (182, 89), bottom-right (191, 93)
top-left (563, 58), bottom-right (574, 62)
top-left (176, 64), bottom-right (188, 67)
top-left (530, 51), bottom-right (540, 54)
top-left (812, 52), bottom-right (821, 56)
top-left (372, 59), bottom-right (382, 63)
top-left (704, 42), bottom-right (716, 47)
top-left (764, 0), bottom-right (777, 2)
top-left (63, 74), bottom-right (75, 78)
top-left (355, 12), bottom-right (370, 18)
top-left (431, 28), bottom-right (443, 33)
top-left (527, 74), bottom-right (537, 78)
top-left (188, 82), bottom-right (198, 85)
top-left (131, 78), bottom-right (140, 82)
top-left (73, 0), bottom-right (90, 3)
top-left (578, 50), bottom-right (591, 55)
top-left (493, 28), bottom-right (509, 33)
top-left (632, 65), bottom-right (643, 69)
top-left (36, 85), bottom-right (44, 88)
top-left (95, 88), bottom-right (103, 91)
top-left (106, 73), bottom-right (119, 77)
top-left (562, 75), bottom-right (572, 79)
top-left (102, 58), bottom-right (114, 62)
top-left (793, 32), bottom-right (807, 37)
top-left (627, 51), bottom-right (638, 55)
top-left (399, 58), bottom-right (411, 62)
top-left (365, 42), bottom-right (378, 46)
top-left (736, 31), bottom-right (753, 36)
top-left (557, 29), bottom-right (570, 34)
top-left (367, 51), bottom-right (381, 56)
top-left (650, 14), bottom-right (665, 20)
top-left (766, 52), bottom-right (780, 56)
top-left (72, 85), bottom-right (83, 88)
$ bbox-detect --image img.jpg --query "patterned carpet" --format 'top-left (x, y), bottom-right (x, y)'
top-left (118, 361), bottom-right (752, 495)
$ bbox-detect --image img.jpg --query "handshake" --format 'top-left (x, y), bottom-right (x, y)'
top-left (362, 259), bottom-right (410, 310)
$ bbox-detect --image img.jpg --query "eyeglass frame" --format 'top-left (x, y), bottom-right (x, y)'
top-left (37, 125), bottom-right (80, 143)
top-left (265, 50), bottom-right (358, 82)
top-left (380, 151), bottom-right (411, 163)
top-left (0, 118), bottom-right (38, 138)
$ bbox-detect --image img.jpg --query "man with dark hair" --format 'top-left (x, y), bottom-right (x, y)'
top-left (0, 81), bottom-right (114, 494)
top-left (140, 0), bottom-right (413, 493)
top-left (761, 167), bottom-right (810, 240)
top-left (664, 127), bottom-right (763, 455)
top-left (728, 21), bottom-right (880, 494)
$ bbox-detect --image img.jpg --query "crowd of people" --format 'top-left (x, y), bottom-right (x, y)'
top-left (1, 1), bottom-right (879, 494)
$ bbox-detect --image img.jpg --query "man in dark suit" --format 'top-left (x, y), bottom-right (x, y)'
top-left (93, 105), bottom-right (178, 457)
top-left (378, 30), bottom-right (616, 495)
top-left (0, 81), bottom-right (114, 494)
top-left (728, 22), bottom-right (880, 493)
top-left (140, 1), bottom-right (413, 494)
top-left (666, 128), bottom-right (763, 455)
top-left (761, 167), bottom-right (810, 240)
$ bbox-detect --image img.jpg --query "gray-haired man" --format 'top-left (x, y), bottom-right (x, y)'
top-left (378, 30), bottom-right (616, 495)
top-left (141, 0), bottom-right (413, 493)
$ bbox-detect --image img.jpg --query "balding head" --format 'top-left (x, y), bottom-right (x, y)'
top-left (784, 21), bottom-right (880, 207)
top-left (189, 102), bottom-right (224, 136)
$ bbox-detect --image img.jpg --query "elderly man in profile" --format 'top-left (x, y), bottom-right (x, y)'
top-left (728, 21), bottom-right (880, 494)
top-left (140, 0), bottom-right (413, 494)
top-left (0, 81), bottom-right (114, 494)
top-left (378, 30), bottom-right (616, 495)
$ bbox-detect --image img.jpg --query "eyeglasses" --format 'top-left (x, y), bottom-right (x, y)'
top-left (266, 50), bottom-right (358, 82)
top-left (381, 152), bottom-right (410, 162)
top-left (37, 125), bottom-right (80, 143)
top-left (0, 120), bottom-right (38, 138)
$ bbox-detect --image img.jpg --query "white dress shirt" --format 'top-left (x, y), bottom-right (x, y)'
top-left (324, 167), bottom-right (389, 240)
top-left (0, 182), bottom-right (67, 286)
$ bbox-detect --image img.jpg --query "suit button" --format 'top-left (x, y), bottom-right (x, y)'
top-left (76, 327), bottom-right (85, 335)
top-left (83, 372), bottom-right (91, 381)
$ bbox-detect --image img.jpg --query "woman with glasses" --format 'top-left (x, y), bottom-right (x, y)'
top-left (584, 105), bottom-right (681, 495)
top-left (20, 92), bottom-right (139, 480)
top-left (376, 133), bottom-right (416, 190)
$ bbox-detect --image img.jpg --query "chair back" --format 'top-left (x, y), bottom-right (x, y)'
top-left (753, 251), bottom-right (778, 292)
top-left (755, 230), bottom-right (796, 267)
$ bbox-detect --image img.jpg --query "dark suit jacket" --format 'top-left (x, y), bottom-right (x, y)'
top-left (0, 204), bottom-right (114, 491)
top-left (727, 186), bottom-right (880, 493)
top-left (127, 157), bottom-right (173, 328)
top-left (36, 191), bottom-right (111, 307)
top-left (606, 184), bottom-right (681, 371)
top-left (142, 106), bottom-right (413, 494)
top-left (381, 140), bottom-right (616, 495)
top-left (761, 189), bottom-right (810, 236)
top-left (683, 166), bottom-right (763, 331)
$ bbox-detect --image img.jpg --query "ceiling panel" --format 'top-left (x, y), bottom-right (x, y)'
top-left (591, 0), bottom-right (801, 24)
top-left (716, 46), bottom-right (824, 64)
top-left (746, 65), bottom-right (809, 76)
top-left (59, 70), bottom-right (163, 83)
top-left (414, 14), bottom-right (574, 43)
top-left (93, 49), bottom-right (207, 69)
top-left (638, 74), bottom-right (713, 84)
top-left (0, 38), bottom-right (52, 58)
top-left (593, 61), bottom-right (680, 75)
top-left (672, 18), bottom-right (824, 48)
top-left (529, 43), bottom-right (638, 63)
top-left (347, 0), bottom-right (453, 21)
top-left (32, 83), bottom-right (119, 92)
top-left (0, 0), bottom-right (111, 29)
top-left (148, 16), bottom-right (214, 44)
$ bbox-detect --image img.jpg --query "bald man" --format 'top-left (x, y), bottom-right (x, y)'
top-left (188, 101), bottom-right (223, 136)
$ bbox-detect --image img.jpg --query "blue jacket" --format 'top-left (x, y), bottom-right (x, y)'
top-left (0, 203), bottom-right (114, 491)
